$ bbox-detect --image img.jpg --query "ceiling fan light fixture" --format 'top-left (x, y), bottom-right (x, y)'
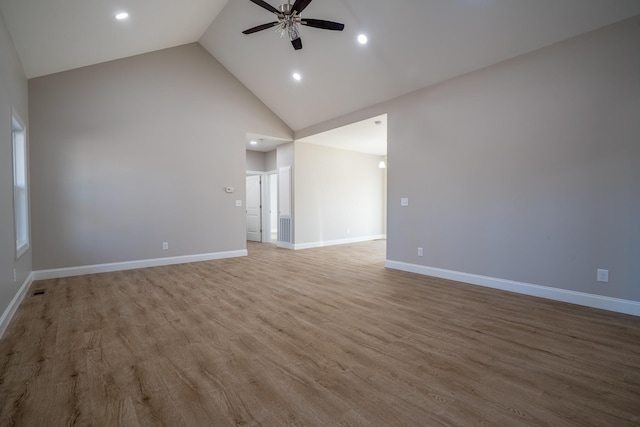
top-left (242, 0), bottom-right (345, 51)
top-left (288, 24), bottom-right (301, 42)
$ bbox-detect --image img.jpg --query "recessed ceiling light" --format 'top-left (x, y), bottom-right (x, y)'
top-left (250, 140), bottom-right (258, 145)
top-left (292, 72), bottom-right (302, 81)
top-left (115, 12), bottom-right (129, 20)
top-left (357, 34), bottom-right (368, 45)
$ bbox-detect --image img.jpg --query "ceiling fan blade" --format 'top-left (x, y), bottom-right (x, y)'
top-left (292, 0), bottom-right (313, 14)
top-left (242, 22), bottom-right (279, 34)
top-left (301, 19), bottom-right (345, 31)
top-left (291, 37), bottom-right (303, 50)
top-left (249, 0), bottom-right (281, 15)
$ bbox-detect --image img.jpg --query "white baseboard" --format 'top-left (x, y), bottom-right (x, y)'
top-left (294, 235), bottom-right (386, 250)
top-left (276, 242), bottom-right (295, 250)
top-left (0, 272), bottom-right (34, 338)
top-left (33, 250), bottom-right (248, 281)
top-left (385, 260), bottom-right (640, 317)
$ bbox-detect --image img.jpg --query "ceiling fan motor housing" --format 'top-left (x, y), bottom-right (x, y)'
top-left (280, 3), bottom-right (293, 14)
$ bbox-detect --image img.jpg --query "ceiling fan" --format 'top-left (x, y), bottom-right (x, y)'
top-left (242, 0), bottom-right (345, 50)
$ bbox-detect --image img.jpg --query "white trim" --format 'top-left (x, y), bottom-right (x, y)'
top-left (33, 250), bottom-right (247, 280)
top-left (294, 235), bottom-right (386, 250)
top-left (0, 272), bottom-right (34, 338)
top-left (276, 242), bottom-right (295, 250)
top-left (385, 260), bottom-right (640, 316)
top-left (16, 242), bottom-right (29, 259)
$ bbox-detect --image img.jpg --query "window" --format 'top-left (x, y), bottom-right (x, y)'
top-left (12, 112), bottom-right (29, 258)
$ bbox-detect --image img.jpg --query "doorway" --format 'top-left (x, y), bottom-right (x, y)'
top-left (246, 172), bottom-right (279, 243)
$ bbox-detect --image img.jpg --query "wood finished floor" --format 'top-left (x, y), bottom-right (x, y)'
top-left (1, 241), bottom-right (639, 426)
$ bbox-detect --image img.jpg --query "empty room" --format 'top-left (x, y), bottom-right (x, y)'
top-left (1, 0), bottom-right (639, 425)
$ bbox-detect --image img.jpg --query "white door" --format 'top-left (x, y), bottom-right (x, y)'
top-left (269, 173), bottom-right (278, 242)
top-left (246, 175), bottom-right (261, 242)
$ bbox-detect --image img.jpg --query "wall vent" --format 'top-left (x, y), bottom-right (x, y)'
top-left (279, 217), bottom-right (292, 243)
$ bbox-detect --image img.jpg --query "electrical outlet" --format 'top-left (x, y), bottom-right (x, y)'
top-left (597, 269), bottom-right (609, 283)
top-left (417, 247), bottom-right (423, 257)
top-left (162, 242), bottom-right (169, 250)
top-left (13, 269), bottom-right (17, 282)
top-left (401, 198), bottom-right (409, 207)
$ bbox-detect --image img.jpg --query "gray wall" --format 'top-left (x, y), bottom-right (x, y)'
top-left (246, 150), bottom-right (266, 172)
top-left (294, 142), bottom-right (385, 245)
top-left (265, 150), bottom-right (277, 172)
top-left (245, 150), bottom-right (277, 173)
top-left (296, 16), bottom-right (640, 302)
top-left (0, 11), bottom-right (31, 317)
top-left (29, 43), bottom-right (292, 270)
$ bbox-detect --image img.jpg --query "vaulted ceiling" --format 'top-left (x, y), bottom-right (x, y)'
top-left (2, 0), bottom-right (640, 134)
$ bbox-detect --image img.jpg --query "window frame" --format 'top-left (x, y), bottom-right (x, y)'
top-left (12, 109), bottom-right (29, 259)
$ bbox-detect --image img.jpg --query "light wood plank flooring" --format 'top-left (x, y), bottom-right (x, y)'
top-left (1, 241), bottom-right (639, 426)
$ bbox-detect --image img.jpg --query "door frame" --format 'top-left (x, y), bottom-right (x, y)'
top-left (247, 170), bottom-right (278, 243)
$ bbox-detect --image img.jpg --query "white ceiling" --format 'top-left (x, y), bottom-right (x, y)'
top-left (246, 133), bottom-right (292, 153)
top-left (298, 114), bottom-right (387, 156)
top-left (2, 0), bottom-right (640, 153)
top-left (0, 0), bottom-right (228, 78)
top-left (201, 0), bottom-right (640, 131)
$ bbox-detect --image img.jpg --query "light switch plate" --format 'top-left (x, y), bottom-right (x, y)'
top-left (597, 269), bottom-right (609, 283)
top-left (401, 198), bottom-right (409, 206)
top-left (235, 200), bottom-right (242, 207)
